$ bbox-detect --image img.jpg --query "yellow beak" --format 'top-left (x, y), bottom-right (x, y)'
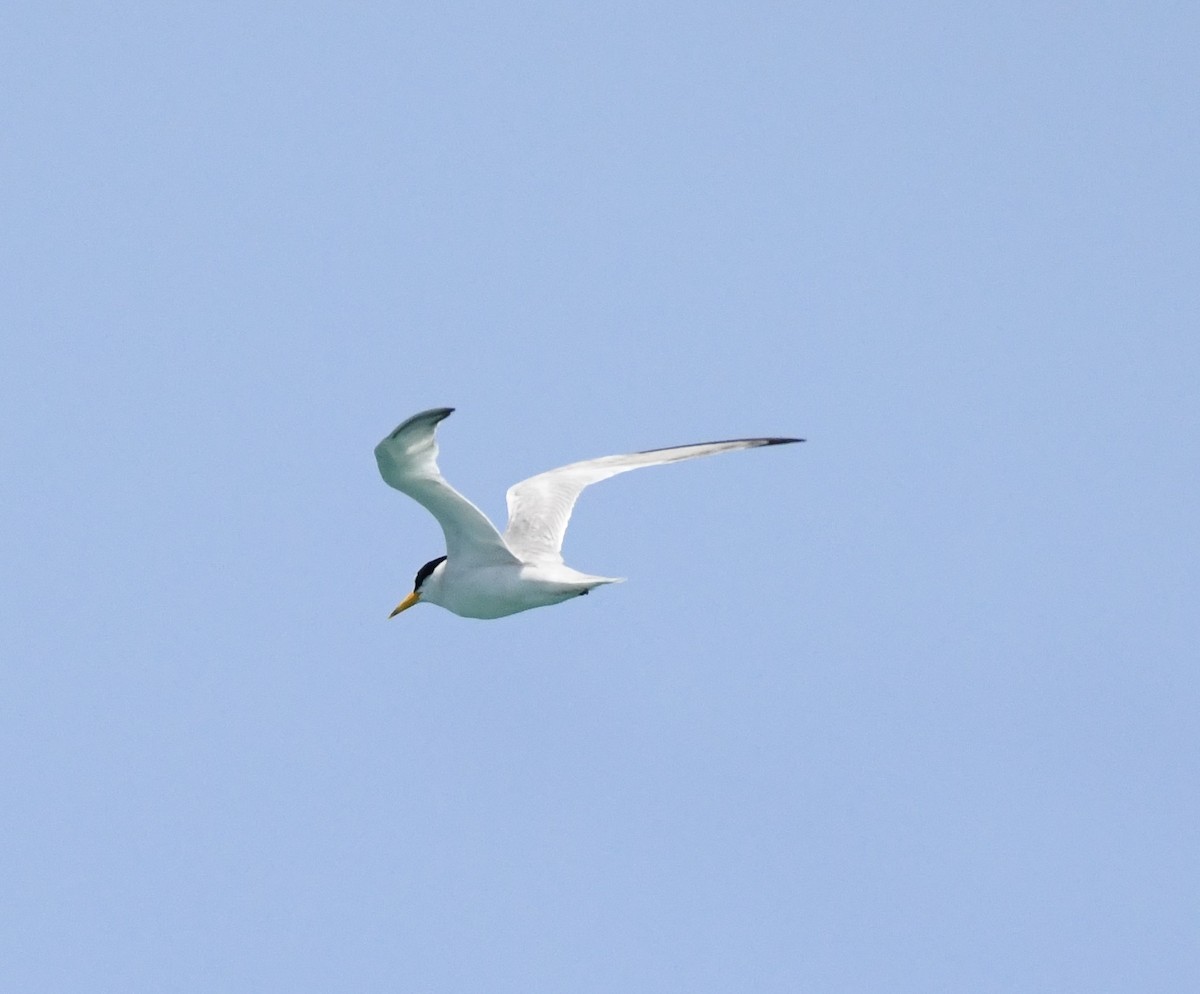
top-left (389, 591), bottom-right (420, 618)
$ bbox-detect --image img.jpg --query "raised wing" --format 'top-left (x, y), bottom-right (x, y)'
top-left (503, 436), bottom-right (802, 564)
top-left (375, 408), bottom-right (519, 567)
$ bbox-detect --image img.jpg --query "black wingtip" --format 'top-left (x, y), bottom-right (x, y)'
top-left (634, 435), bottom-right (806, 456)
top-left (386, 406), bottom-right (457, 441)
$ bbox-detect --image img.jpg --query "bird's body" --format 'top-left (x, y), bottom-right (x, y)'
top-left (417, 560), bottom-right (612, 620)
top-left (375, 407), bottom-right (801, 620)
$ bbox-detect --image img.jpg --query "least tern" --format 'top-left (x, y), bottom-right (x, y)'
top-left (375, 408), bottom-right (802, 619)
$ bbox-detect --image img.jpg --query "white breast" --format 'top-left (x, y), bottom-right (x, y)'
top-left (428, 562), bottom-right (619, 619)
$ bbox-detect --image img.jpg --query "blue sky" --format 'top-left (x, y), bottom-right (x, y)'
top-left (3, 2), bottom-right (1197, 990)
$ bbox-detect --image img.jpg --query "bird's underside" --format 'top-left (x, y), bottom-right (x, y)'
top-left (375, 407), bottom-right (802, 618)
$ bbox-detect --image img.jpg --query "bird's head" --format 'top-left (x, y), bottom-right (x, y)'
top-left (389, 555), bottom-right (447, 617)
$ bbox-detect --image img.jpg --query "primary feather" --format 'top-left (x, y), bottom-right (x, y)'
top-left (503, 438), bottom-right (799, 564)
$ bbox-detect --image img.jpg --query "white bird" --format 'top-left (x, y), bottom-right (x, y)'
top-left (375, 408), bottom-right (802, 619)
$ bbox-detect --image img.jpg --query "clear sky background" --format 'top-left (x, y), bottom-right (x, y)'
top-left (3, 3), bottom-right (1197, 991)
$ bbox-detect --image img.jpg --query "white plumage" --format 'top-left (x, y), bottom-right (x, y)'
top-left (375, 407), bottom-right (801, 619)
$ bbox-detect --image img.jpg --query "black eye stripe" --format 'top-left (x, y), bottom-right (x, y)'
top-left (413, 555), bottom-right (447, 590)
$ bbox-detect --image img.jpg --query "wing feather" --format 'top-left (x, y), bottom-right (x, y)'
top-left (375, 408), bottom-right (519, 567)
top-left (503, 436), bottom-right (802, 564)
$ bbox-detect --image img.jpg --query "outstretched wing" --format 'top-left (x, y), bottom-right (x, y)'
top-left (375, 408), bottom-right (519, 567)
top-left (503, 436), bottom-right (802, 564)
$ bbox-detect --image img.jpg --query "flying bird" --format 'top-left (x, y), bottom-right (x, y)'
top-left (375, 408), bottom-right (802, 619)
